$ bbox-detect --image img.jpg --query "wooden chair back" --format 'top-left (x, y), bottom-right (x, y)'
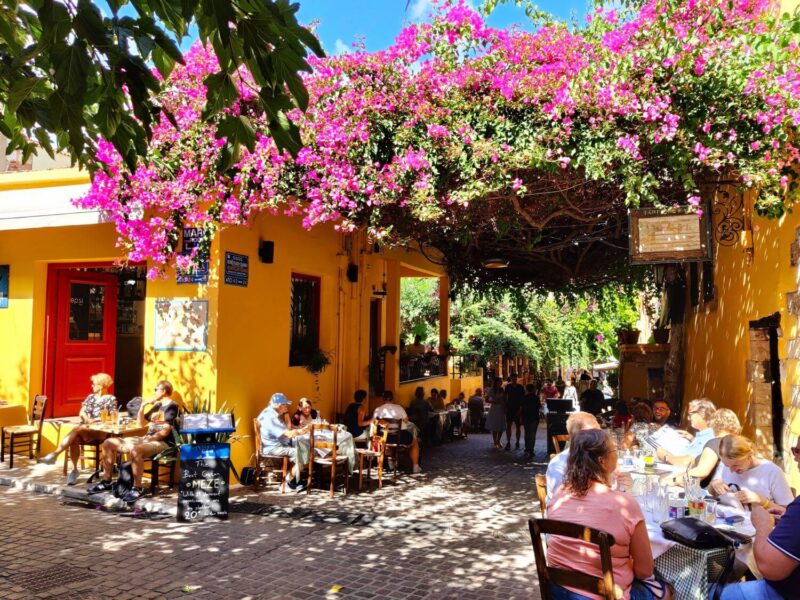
top-left (309, 423), bottom-right (339, 462)
top-left (534, 474), bottom-right (547, 513)
top-left (380, 418), bottom-right (405, 442)
top-left (31, 395), bottom-right (47, 432)
top-left (368, 420), bottom-right (389, 454)
top-left (552, 434), bottom-right (569, 453)
top-left (528, 518), bottom-right (617, 600)
top-left (252, 418), bottom-right (264, 455)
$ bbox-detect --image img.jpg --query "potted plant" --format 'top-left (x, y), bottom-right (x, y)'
top-left (304, 348), bottom-right (332, 402)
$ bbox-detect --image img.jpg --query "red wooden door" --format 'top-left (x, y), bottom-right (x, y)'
top-left (52, 270), bottom-right (118, 417)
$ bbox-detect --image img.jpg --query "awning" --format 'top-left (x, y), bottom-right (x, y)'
top-left (0, 182), bottom-right (100, 231)
top-left (592, 360), bottom-right (619, 371)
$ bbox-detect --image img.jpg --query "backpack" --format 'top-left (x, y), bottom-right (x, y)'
top-left (112, 461), bottom-right (134, 498)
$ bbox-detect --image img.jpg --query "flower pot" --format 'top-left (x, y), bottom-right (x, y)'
top-left (617, 329), bottom-right (641, 345)
top-left (652, 328), bottom-right (670, 344)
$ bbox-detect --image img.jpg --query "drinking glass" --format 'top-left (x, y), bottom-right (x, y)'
top-left (705, 499), bottom-right (718, 524)
top-left (100, 408), bottom-right (109, 424)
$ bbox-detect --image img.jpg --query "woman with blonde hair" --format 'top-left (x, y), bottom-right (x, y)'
top-left (39, 373), bottom-right (117, 486)
top-left (709, 434), bottom-right (794, 508)
top-left (687, 408), bottom-right (741, 488)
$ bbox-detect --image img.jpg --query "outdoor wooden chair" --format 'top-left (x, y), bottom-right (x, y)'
top-left (252, 418), bottom-right (288, 493)
top-left (356, 421), bottom-right (388, 491)
top-left (307, 423), bottom-right (349, 497)
top-left (63, 438), bottom-right (102, 475)
top-left (534, 473), bottom-right (548, 514)
top-left (528, 518), bottom-right (617, 600)
top-left (381, 418), bottom-right (411, 481)
top-left (552, 435), bottom-right (569, 453)
top-left (143, 428), bottom-right (182, 495)
top-left (1, 395), bottom-right (48, 468)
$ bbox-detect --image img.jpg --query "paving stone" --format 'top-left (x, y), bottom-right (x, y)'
top-left (0, 429), bottom-right (547, 599)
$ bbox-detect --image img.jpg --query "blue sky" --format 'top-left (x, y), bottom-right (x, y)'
top-left (296, 0), bottom-right (593, 55)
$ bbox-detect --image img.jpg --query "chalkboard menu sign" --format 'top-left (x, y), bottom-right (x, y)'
top-left (178, 443), bottom-right (230, 522)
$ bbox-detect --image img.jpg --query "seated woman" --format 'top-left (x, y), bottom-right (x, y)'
top-left (687, 408), bottom-right (741, 489)
top-left (343, 389), bottom-right (372, 441)
top-left (612, 399), bottom-right (633, 430)
top-left (39, 372), bottom-right (117, 486)
top-left (708, 434), bottom-right (794, 509)
top-left (291, 398), bottom-right (318, 428)
top-left (548, 429), bottom-right (671, 600)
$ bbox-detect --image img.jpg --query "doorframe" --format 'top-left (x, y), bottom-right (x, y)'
top-left (43, 261), bottom-right (136, 417)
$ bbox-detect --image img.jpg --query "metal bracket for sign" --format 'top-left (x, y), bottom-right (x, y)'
top-left (628, 207), bottom-right (712, 265)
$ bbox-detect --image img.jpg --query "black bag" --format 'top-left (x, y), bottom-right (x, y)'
top-left (112, 461), bottom-right (134, 498)
top-left (660, 517), bottom-right (733, 549)
top-left (238, 467), bottom-right (256, 486)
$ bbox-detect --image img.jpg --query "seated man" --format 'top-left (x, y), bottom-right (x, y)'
top-left (373, 390), bottom-right (422, 473)
top-left (88, 380), bottom-right (179, 503)
top-left (257, 392), bottom-right (308, 491)
top-left (545, 411), bottom-right (599, 504)
top-left (716, 436), bottom-right (800, 599)
top-left (651, 399), bottom-right (672, 426)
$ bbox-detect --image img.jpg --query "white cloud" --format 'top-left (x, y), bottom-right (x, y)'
top-left (334, 38), bottom-right (351, 55)
top-left (409, 0), bottom-right (433, 21)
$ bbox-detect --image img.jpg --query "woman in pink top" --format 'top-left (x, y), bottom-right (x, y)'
top-left (547, 429), bottom-right (672, 600)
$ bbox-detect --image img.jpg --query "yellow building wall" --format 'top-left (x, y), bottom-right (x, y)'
top-left (682, 190), bottom-right (800, 487)
top-left (0, 222), bottom-right (121, 408)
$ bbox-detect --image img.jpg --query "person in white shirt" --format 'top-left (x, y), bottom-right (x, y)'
top-left (373, 390), bottom-right (422, 473)
top-left (545, 411), bottom-right (599, 505)
top-left (562, 378), bottom-right (579, 411)
top-left (709, 434), bottom-right (794, 509)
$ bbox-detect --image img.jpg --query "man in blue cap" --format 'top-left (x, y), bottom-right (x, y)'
top-left (257, 393), bottom-right (309, 491)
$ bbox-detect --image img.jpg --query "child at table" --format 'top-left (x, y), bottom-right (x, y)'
top-left (39, 373), bottom-right (117, 486)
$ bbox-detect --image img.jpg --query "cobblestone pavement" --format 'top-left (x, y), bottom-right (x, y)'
top-left (0, 428), bottom-right (548, 600)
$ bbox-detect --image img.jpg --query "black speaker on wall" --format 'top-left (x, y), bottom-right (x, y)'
top-left (346, 263), bottom-right (358, 282)
top-left (258, 240), bottom-right (274, 263)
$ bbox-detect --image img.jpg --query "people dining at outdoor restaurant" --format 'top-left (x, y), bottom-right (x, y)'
top-left (656, 398), bottom-right (716, 465)
top-left (254, 392), bottom-right (309, 492)
top-left (546, 429), bottom-right (671, 600)
top-left (579, 379), bottom-right (606, 416)
top-left (429, 388), bottom-right (445, 411)
top-left (343, 389), bottom-right (372, 441)
top-left (651, 399), bottom-right (672, 426)
top-left (708, 434), bottom-right (794, 509)
top-left (373, 390), bottom-right (422, 473)
top-left (713, 437), bottom-right (800, 600)
top-left (485, 377), bottom-right (506, 449)
top-left (505, 374), bottom-right (524, 451)
top-left (39, 372), bottom-right (118, 485)
top-left (291, 398), bottom-right (318, 428)
top-left (545, 411), bottom-right (600, 504)
top-left (87, 380), bottom-right (179, 503)
top-left (686, 408), bottom-right (741, 489)
top-left (407, 334), bottom-right (425, 356)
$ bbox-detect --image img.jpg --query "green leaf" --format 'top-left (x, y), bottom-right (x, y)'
top-left (7, 77), bottom-right (41, 113)
top-left (217, 114), bottom-right (256, 150)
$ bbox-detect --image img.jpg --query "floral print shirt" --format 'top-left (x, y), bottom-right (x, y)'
top-left (81, 394), bottom-right (117, 420)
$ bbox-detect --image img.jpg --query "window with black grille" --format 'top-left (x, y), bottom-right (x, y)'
top-left (289, 274), bottom-right (321, 366)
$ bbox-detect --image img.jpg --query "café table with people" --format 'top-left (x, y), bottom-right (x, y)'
top-left (540, 398), bottom-right (800, 600)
